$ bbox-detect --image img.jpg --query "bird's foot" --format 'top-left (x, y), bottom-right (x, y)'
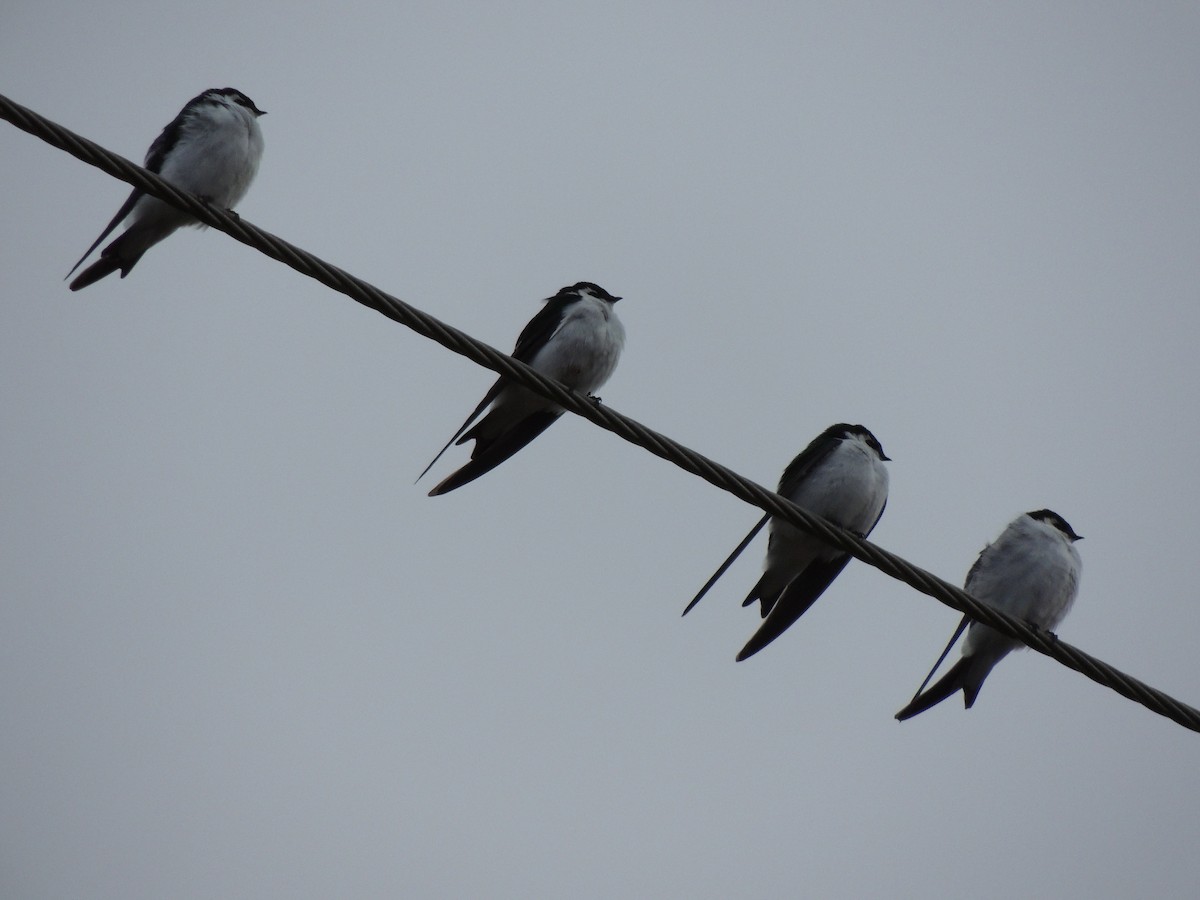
top-left (200, 196), bottom-right (239, 220)
top-left (1023, 619), bottom-right (1057, 641)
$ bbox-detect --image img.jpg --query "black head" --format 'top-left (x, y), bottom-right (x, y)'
top-left (563, 282), bottom-right (621, 304)
top-left (205, 87), bottom-right (266, 117)
top-left (829, 423), bottom-right (889, 461)
top-left (1027, 509), bottom-right (1082, 541)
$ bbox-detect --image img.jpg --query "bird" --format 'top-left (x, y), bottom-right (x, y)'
top-left (417, 281), bottom-right (626, 496)
top-left (895, 509), bottom-right (1083, 721)
top-left (66, 87), bottom-right (266, 291)
top-left (683, 423), bottom-right (890, 661)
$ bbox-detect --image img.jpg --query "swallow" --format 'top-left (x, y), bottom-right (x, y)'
top-left (66, 87), bottom-right (266, 290)
top-left (684, 423), bottom-right (890, 661)
top-left (895, 509), bottom-right (1083, 721)
top-left (417, 281), bottom-right (625, 496)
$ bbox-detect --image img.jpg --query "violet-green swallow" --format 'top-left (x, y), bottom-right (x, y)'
top-left (895, 509), bottom-right (1083, 721)
top-left (66, 87), bottom-right (266, 290)
top-left (684, 423), bottom-right (890, 661)
top-left (418, 281), bottom-right (625, 496)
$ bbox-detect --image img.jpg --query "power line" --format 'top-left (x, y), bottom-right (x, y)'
top-left (4, 90), bottom-right (1197, 733)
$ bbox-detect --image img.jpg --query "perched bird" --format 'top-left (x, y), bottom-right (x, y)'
top-left (417, 281), bottom-right (625, 496)
top-left (66, 87), bottom-right (266, 290)
top-left (895, 509), bottom-right (1083, 721)
top-left (683, 423), bottom-right (890, 661)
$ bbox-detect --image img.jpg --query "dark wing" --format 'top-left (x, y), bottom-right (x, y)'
top-left (681, 514), bottom-right (769, 616)
top-left (734, 554), bottom-right (854, 661)
top-left (427, 409), bottom-right (561, 496)
top-left (775, 427), bottom-right (845, 496)
top-left (865, 497), bottom-right (887, 538)
top-left (509, 293), bottom-right (573, 362)
top-left (962, 541), bottom-right (992, 593)
top-left (144, 99), bottom-right (198, 172)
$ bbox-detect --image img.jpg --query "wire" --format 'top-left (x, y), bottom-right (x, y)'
top-left (4, 91), bottom-right (1197, 733)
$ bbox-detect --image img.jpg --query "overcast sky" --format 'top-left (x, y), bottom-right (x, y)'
top-left (3, 3), bottom-right (1199, 898)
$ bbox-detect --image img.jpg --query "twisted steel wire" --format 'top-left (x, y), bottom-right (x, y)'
top-left (4, 91), bottom-right (1197, 732)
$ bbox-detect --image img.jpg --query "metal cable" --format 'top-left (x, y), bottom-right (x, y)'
top-left (4, 91), bottom-right (1197, 733)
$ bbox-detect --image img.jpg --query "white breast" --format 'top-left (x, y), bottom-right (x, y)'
top-left (530, 297), bottom-right (626, 394)
top-left (962, 517), bottom-right (1081, 655)
top-left (765, 437), bottom-right (889, 573)
top-left (160, 103), bottom-right (264, 209)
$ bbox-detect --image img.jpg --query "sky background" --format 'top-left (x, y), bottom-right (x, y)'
top-left (3, 2), bottom-right (1199, 898)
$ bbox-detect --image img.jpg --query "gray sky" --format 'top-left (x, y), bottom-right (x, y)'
top-left (3, 2), bottom-right (1199, 898)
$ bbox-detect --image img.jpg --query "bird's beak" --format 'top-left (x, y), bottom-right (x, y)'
top-left (611, 296), bottom-right (622, 303)
top-left (880, 453), bottom-right (892, 462)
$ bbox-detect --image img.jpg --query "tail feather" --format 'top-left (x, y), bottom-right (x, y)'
top-left (68, 232), bottom-right (148, 291)
top-left (69, 254), bottom-right (125, 291)
top-left (740, 572), bottom-right (772, 618)
top-left (894, 656), bottom-right (974, 721)
top-left (415, 385), bottom-right (501, 486)
top-left (65, 188), bottom-right (140, 284)
top-left (682, 514), bottom-right (769, 616)
top-left (906, 616), bottom-right (970, 701)
top-left (733, 585), bottom-right (823, 661)
top-left (962, 680), bottom-right (983, 710)
top-left (428, 410), bottom-right (560, 496)
top-left (734, 555), bottom-right (853, 661)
